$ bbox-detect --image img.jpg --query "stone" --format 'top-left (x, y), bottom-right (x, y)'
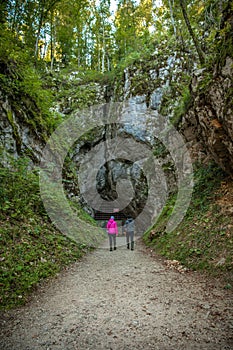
top-left (216, 257), bottom-right (226, 266)
top-left (221, 57), bottom-right (233, 77)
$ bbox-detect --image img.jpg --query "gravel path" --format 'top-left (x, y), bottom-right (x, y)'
top-left (0, 237), bottom-right (232, 350)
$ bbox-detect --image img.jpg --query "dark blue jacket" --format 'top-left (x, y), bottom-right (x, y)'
top-left (124, 218), bottom-right (134, 233)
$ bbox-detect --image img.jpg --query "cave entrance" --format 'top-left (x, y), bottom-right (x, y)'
top-left (92, 158), bottom-right (148, 231)
top-left (94, 204), bottom-right (127, 235)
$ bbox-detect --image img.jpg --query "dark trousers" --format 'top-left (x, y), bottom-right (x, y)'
top-left (126, 231), bottom-right (134, 249)
top-left (108, 234), bottom-right (116, 249)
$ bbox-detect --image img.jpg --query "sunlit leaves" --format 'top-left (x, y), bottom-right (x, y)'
top-left (1, 0), bottom-right (231, 70)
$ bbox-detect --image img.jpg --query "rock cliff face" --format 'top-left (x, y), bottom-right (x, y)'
top-left (0, 91), bottom-right (46, 163)
top-left (0, 55), bottom-right (184, 221)
top-left (180, 4), bottom-right (233, 177)
top-left (181, 56), bottom-right (233, 177)
top-left (118, 49), bottom-right (191, 111)
top-left (0, 78), bottom-right (108, 163)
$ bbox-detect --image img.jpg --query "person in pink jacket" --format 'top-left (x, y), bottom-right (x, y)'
top-left (106, 216), bottom-right (118, 251)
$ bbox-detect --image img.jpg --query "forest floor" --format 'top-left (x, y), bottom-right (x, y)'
top-left (0, 237), bottom-right (232, 350)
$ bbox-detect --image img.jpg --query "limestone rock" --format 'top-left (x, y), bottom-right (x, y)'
top-left (181, 56), bottom-right (233, 177)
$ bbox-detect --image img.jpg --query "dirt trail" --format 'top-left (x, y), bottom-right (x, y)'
top-left (0, 238), bottom-right (232, 350)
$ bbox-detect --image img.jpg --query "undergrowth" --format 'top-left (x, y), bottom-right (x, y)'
top-left (0, 29), bottom-right (59, 137)
top-left (0, 155), bottom-right (100, 310)
top-left (143, 162), bottom-right (233, 285)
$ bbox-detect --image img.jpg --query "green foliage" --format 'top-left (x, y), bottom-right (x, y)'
top-left (47, 67), bottom-right (115, 114)
top-left (0, 220), bottom-right (85, 309)
top-left (116, 51), bottom-right (145, 72)
top-left (0, 27), bottom-right (61, 136)
top-left (59, 83), bottom-right (100, 111)
top-left (153, 141), bottom-right (169, 158)
top-left (143, 162), bottom-right (232, 282)
top-left (204, 0), bottom-right (233, 68)
top-left (190, 162), bottom-right (225, 211)
top-left (56, 66), bottom-right (115, 85)
top-left (0, 157), bottom-right (43, 219)
top-left (1, 0), bottom-right (231, 73)
top-left (171, 86), bottom-right (192, 127)
top-left (80, 70), bottom-right (115, 85)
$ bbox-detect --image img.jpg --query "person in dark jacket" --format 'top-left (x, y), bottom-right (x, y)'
top-left (124, 218), bottom-right (135, 251)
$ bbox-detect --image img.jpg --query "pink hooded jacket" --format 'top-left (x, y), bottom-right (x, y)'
top-left (106, 218), bottom-right (118, 235)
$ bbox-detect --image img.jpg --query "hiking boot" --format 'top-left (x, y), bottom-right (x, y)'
top-left (110, 248), bottom-right (113, 251)
top-left (114, 247), bottom-right (116, 250)
top-left (127, 243), bottom-right (130, 249)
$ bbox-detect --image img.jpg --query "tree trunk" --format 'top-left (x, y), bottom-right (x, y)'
top-left (35, 13), bottom-right (44, 60)
top-left (168, 0), bottom-right (177, 36)
top-left (50, 12), bottom-right (54, 71)
top-left (107, 53), bottom-right (110, 71)
top-left (102, 27), bottom-right (106, 73)
top-left (179, 0), bottom-right (205, 65)
top-left (98, 40), bottom-right (101, 71)
top-left (0, 0), bottom-right (8, 24)
top-left (34, 0), bottom-right (58, 61)
top-left (11, 0), bottom-right (21, 38)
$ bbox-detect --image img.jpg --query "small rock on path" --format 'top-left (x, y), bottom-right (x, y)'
top-left (0, 238), bottom-right (232, 350)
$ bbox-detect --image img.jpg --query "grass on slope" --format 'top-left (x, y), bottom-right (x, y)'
top-left (143, 162), bottom-right (233, 287)
top-left (0, 155), bottom-right (101, 310)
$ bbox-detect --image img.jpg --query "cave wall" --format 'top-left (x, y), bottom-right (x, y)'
top-left (180, 56), bottom-right (233, 177)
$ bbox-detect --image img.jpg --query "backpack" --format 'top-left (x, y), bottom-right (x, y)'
top-left (108, 221), bottom-right (115, 228)
top-left (126, 219), bottom-right (134, 232)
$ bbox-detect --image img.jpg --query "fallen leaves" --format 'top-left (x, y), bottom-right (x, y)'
top-left (165, 259), bottom-right (189, 273)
